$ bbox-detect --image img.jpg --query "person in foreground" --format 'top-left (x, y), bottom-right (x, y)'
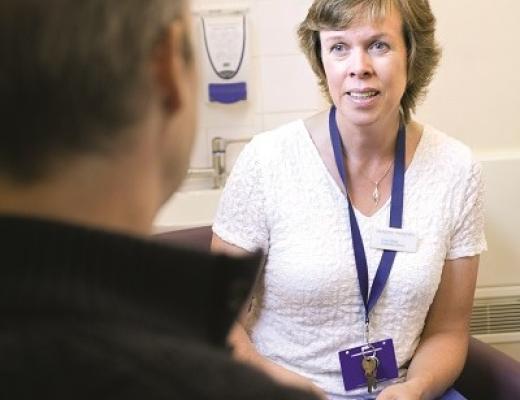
top-left (212, 0), bottom-right (486, 399)
top-left (0, 1), bottom-right (322, 399)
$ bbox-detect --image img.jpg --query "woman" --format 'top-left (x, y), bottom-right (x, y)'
top-left (212, 1), bottom-right (486, 399)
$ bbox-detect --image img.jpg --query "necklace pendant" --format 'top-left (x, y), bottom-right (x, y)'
top-left (372, 186), bottom-right (380, 205)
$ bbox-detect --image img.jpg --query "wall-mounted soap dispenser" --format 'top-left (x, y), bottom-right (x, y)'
top-left (196, 8), bottom-right (249, 104)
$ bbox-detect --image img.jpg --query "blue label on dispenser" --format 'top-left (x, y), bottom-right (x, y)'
top-left (209, 82), bottom-right (247, 104)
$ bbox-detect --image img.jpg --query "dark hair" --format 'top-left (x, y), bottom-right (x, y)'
top-left (297, 0), bottom-right (441, 123)
top-left (0, 0), bottom-right (189, 182)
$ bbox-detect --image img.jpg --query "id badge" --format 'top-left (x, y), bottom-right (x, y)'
top-left (370, 227), bottom-right (418, 253)
top-left (338, 338), bottom-right (399, 391)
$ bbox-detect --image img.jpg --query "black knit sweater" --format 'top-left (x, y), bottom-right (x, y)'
top-left (0, 215), bottom-right (318, 400)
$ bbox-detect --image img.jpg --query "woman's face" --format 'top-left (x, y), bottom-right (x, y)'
top-left (320, 6), bottom-right (408, 129)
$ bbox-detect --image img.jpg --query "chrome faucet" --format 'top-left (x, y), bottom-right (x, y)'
top-left (188, 136), bottom-right (253, 189)
top-left (211, 137), bottom-right (226, 189)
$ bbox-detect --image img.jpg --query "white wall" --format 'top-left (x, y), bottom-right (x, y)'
top-left (416, 0), bottom-right (520, 152)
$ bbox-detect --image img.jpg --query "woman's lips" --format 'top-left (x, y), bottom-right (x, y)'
top-left (346, 89), bottom-right (380, 105)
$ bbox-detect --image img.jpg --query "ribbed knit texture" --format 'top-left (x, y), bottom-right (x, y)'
top-left (0, 215), bottom-right (263, 346)
top-left (0, 216), bottom-right (320, 400)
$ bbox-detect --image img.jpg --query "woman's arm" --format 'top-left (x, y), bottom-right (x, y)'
top-left (211, 234), bottom-right (326, 399)
top-left (377, 255), bottom-right (479, 400)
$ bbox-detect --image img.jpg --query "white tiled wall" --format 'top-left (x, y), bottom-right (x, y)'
top-left (189, 0), bottom-right (326, 168)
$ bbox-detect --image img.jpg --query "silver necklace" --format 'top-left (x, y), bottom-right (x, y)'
top-left (364, 161), bottom-right (394, 205)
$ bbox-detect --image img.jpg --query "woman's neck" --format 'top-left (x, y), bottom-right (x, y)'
top-left (335, 110), bottom-right (401, 166)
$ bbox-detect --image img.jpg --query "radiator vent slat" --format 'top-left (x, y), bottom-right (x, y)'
top-left (470, 296), bottom-right (520, 335)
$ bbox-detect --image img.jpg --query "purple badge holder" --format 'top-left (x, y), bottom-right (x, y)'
top-left (338, 338), bottom-right (399, 391)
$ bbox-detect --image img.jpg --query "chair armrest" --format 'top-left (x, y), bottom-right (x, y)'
top-left (154, 226), bottom-right (213, 251)
top-left (454, 336), bottom-right (520, 399)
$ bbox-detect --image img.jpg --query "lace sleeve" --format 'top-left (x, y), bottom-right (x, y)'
top-left (212, 138), bottom-right (269, 253)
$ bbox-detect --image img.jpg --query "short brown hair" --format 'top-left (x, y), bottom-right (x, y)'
top-left (0, 0), bottom-right (190, 182)
top-left (297, 0), bottom-right (441, 122)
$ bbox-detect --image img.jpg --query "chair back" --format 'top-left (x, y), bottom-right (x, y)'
top-left (155, 226), bottom-right (213, 251)
top-left (454, 337), bottom-right (520, 399)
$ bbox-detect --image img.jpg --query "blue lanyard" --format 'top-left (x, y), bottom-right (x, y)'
top-left (329, 106), bottom-right (406, 324)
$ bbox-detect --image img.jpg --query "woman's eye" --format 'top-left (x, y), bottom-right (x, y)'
top-left (331, 43), bottom-right (347, 54)
top-left (370, 41), bottom-right (390, 53)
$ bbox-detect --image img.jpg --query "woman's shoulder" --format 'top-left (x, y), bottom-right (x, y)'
top-left (251, 119), bottom-right (308, 147)
top-left (420, 124), bottom-right (477, 170)
top-left (230, 119), bottom-right (312, 177)
top-left (243, 119), bottom-right (311, 163)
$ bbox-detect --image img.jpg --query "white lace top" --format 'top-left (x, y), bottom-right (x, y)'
top-left (213, 120), bottom-right (487, 400)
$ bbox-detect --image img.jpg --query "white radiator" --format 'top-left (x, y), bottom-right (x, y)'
top-left (471, 286), bottom-right (520, 361)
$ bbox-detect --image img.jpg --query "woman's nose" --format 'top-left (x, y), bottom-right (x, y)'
top-left (348, 49), bottom-right (373, 78)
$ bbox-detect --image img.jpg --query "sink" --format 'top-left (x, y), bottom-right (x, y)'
top-left (153, 189), bottom-right (222, 232)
